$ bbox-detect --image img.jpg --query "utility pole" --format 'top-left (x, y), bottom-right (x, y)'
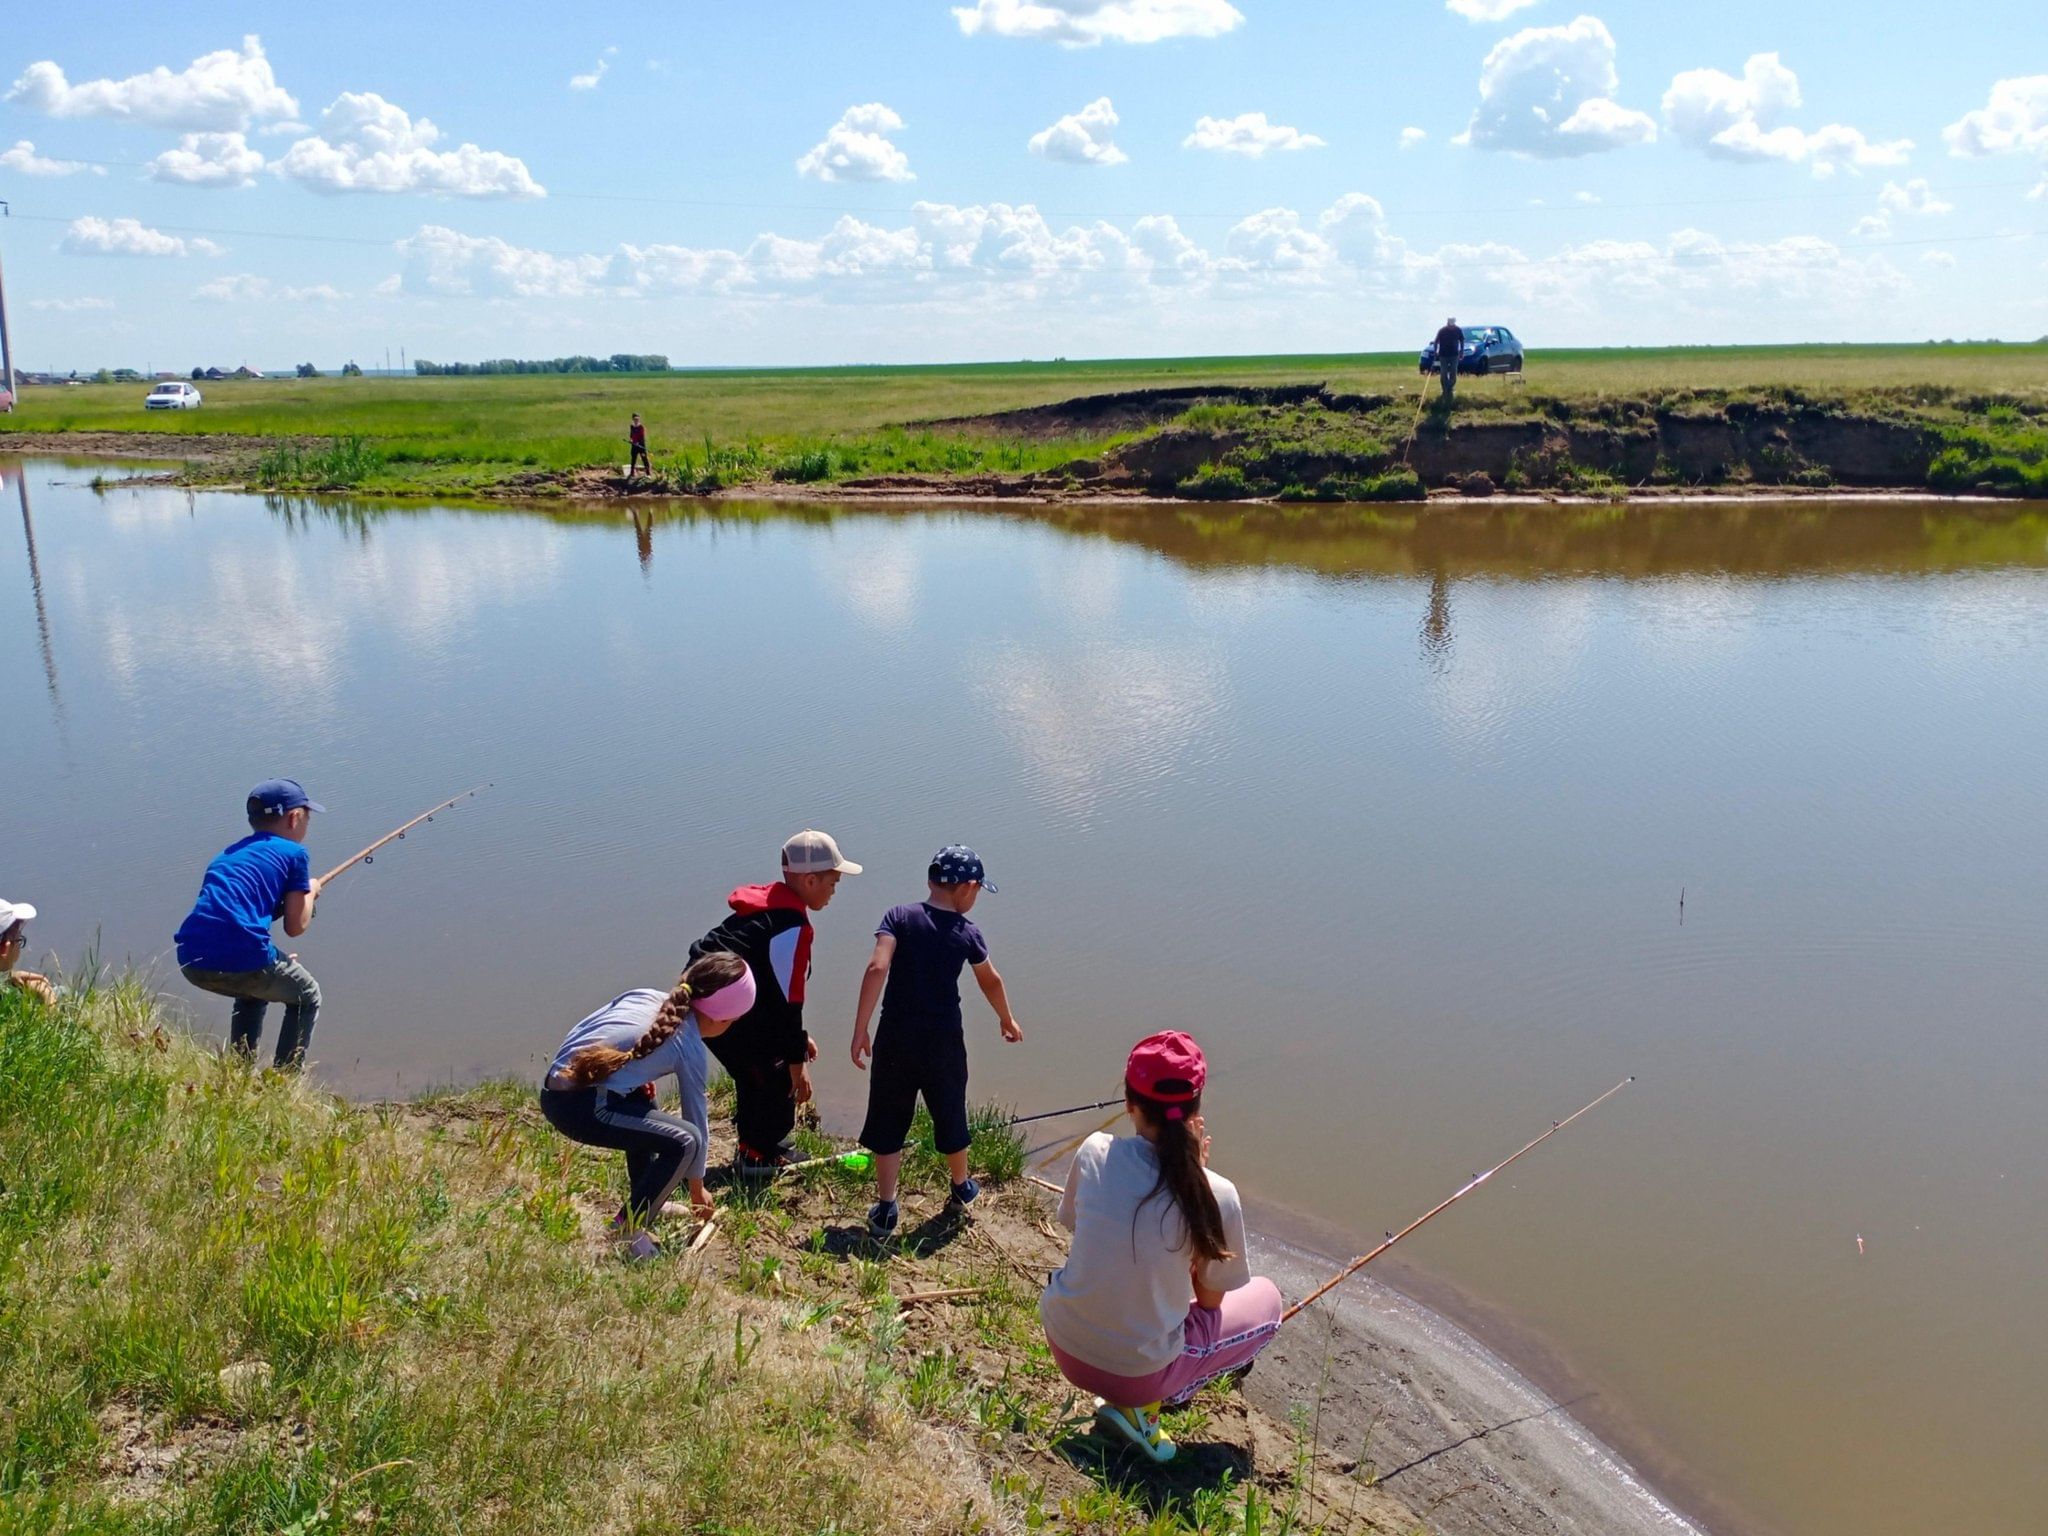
top-left (0, 200), bottom-right (17, 410)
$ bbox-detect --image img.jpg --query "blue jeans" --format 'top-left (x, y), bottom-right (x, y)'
top-left (182, 957), bottom-right (322, 1069)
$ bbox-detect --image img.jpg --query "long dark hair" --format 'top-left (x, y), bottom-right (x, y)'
top-left (558, 952), bottom-right (745, 1087)
top-left (1128, 1082), bottom-right (1232, 1265)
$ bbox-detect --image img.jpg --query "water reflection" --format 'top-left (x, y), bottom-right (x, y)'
top-left (7, 467), bottom-right (2048, 1536)
top-left (7, 462), bottom-right (64, 724)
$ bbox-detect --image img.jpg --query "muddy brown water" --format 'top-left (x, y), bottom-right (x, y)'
top-left (7, 456), bottom-right (2047, 1536)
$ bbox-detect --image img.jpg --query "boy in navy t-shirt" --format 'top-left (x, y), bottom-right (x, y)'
top-left (851, 844), bottom-right (1023, 1240)
top-left (175, 779), bottom-right (326, 1069)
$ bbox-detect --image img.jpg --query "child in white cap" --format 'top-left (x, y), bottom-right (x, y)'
top-left (1, 898), bottom-right (54, 1004)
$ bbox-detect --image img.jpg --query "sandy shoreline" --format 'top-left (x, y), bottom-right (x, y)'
top-left (1167, 1173), bottom-right (1751, 1536)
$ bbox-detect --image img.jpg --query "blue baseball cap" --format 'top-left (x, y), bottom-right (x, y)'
top-left (930, 845), bottom-right (996, 893)
top-left (247, 778), bottom-right (325, 817)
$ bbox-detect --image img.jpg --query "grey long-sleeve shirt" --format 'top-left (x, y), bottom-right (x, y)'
top-left (545, 988), bottom-right (711, 1182)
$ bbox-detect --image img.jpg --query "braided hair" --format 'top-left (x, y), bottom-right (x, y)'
top-left (558, 952), bottom-right (746, 1087)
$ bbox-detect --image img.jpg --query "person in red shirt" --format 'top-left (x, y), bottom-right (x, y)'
top-left (627, 413), bottom-right (651, 477)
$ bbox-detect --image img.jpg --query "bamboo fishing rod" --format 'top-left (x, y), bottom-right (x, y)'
top-left (1281, 1076), bottom-right (1634, 1324)
top-left (316, 784), bottom-right (491, 887)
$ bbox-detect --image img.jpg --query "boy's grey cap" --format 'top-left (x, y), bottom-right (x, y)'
top-left (782, 828), bottom-right (862, 876)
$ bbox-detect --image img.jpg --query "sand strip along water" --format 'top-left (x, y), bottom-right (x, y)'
top-left (1243, 1230), bottom-right (1714, 1536)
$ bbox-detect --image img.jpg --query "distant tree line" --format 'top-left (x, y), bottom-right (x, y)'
top-left (413, 355), bottom-right (670, 376)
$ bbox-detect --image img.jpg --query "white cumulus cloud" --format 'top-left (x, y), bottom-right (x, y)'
top-left (60, 215), bottom-right (221, 258)
top-left (1945, 76), bottom-right (2048, 195)
top-left (195, 273), bottom-right (344, 302)
top-left (396, 225), bottom-right (608, 297)
top-left (796, 103), bottom-right (914, 183)
top-left (1398, 127), bottom-right (1427, 150)
top-left (1664, 53), bottom-right (1910, 175)
top-left (1462, 15), bottom-right (1657, 158)
top-left (1855, 178), bottom-right (1953, 237)
top-left (1030, 97), bottom-right (1129, 165)
top-left (148, 131), bottom-right (266, 187)
top-left (1447, 0), bottom-right (1544, 19)
top-left (1184, 112), bottom-right (1327, 157)
top-left (0, 139), bottom-right (102, 176)
top-left (274, 93), bottom-right (543, 197)
top-left (6, 35), bottom-right (298, 133)
top-left (953, 0), bottom-right (1243, 46)
top-left (569, 48), bottom-right (617, 91)
top-left (1944, 76), bottom-right (2048, 157)
top-left (29, 295), bottom-right (113, 312)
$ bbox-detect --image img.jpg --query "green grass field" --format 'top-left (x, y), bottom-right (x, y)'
top-left (5, 343), bottom-right (2046, 496)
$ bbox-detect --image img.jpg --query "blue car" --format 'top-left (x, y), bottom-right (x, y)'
top-left (1419, 325), bottom-right (1525, 376)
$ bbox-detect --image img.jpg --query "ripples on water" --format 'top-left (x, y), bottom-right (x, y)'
top-left (7, 462), bottom-right (2048, 1536)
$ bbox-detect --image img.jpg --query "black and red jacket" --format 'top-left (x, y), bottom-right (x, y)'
top-left (688, 882), bottom-right (812, 1064)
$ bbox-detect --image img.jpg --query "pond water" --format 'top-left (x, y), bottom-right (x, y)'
top-left (7, 456), bottom-right (2047, 1536)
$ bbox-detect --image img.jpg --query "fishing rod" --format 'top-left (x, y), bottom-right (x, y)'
top-left (1009, 1096), bottom-right (1124, 1128)
top-left (1281, 1076), bottom-right (1634, 1323)
top-left (316, 784), bottom-right (492, 887)
top-left (1038, 1108), bottom-right (1128, 1172)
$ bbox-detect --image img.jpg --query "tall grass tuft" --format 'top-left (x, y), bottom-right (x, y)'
top-left (253, 435), bottom-right (385, 488)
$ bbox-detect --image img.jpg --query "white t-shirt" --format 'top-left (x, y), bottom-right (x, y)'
top-left (1039, 1132), bottom-right (1254, 1377)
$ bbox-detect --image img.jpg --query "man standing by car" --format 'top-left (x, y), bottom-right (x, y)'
top-left (1434, 317), bottom-right (1465, 404)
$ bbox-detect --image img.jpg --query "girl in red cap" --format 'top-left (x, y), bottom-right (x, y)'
top-left (1038, 1030), bottom-right (1284, 1462)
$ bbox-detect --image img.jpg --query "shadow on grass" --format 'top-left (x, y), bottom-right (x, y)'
top-left (1058, 1429), bottom-right (1255, 1509)
top-left (810, 1201), bottom-right (972, 1262)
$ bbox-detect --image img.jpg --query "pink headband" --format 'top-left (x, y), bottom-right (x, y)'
top-left (692, 965), bottom-right (757, 1023)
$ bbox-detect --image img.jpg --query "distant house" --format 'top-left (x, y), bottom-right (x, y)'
top-left (155, 372), bottom-right (182, 382)
top-left (232, 366), bottom-right (264, 380)
top-left (203, 367), bottom-right (229, 381)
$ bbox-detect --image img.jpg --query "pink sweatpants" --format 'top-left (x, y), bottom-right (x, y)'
top-left (1048, 1277), bottom-right (1284, 1409)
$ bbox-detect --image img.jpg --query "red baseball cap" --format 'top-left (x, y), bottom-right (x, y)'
top-left (1126, 1031), bottom-right (1207, 1112)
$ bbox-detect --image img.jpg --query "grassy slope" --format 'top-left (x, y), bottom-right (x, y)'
top-left (0, 980), bottom-right (1415, 1536)
top-left (5, 344), bottom-right (2045, 496)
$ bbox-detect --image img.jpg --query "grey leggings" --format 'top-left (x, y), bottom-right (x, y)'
top-left (182, 957), bottom-right (321, 1069)
top-left (539, 1086), bottom-right (700, 1226)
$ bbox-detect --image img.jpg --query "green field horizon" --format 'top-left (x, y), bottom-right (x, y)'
top-left (5, 340), bottom-right (2045, 498)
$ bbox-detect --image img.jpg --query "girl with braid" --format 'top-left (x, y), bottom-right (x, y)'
top-left (1039, 1031), bottom-right (1284, 1463)
top-left (540, 953), bottom-right (757, 1259)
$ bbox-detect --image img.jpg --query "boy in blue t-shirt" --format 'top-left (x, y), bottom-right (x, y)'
top-left (851, 844), bottom-right (1023, 1240)
top-left (175, 779), bottom-right (326, 1069)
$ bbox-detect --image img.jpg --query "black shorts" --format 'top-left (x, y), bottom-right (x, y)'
top-left (859, 1027), bottom-right (970, 1156)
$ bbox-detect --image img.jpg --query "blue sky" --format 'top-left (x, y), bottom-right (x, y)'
top-left (2, 1), bottom-right (2043, 369)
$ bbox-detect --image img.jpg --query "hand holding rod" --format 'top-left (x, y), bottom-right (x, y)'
top-left (1282, 1076), bottom-right (1635, 1323)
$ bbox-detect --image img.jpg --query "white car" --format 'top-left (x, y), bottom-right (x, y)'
top-left (144, 381), bottom-right (203, 410)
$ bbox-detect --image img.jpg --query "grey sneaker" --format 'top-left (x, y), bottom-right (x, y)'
top-left (866, 1199), bottom-right (900, 1240)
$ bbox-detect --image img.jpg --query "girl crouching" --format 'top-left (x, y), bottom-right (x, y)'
top-left (541, 953), bottom-right (755, 1259)
top-left (1039, 1030), bottom-right (1284, 1461)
